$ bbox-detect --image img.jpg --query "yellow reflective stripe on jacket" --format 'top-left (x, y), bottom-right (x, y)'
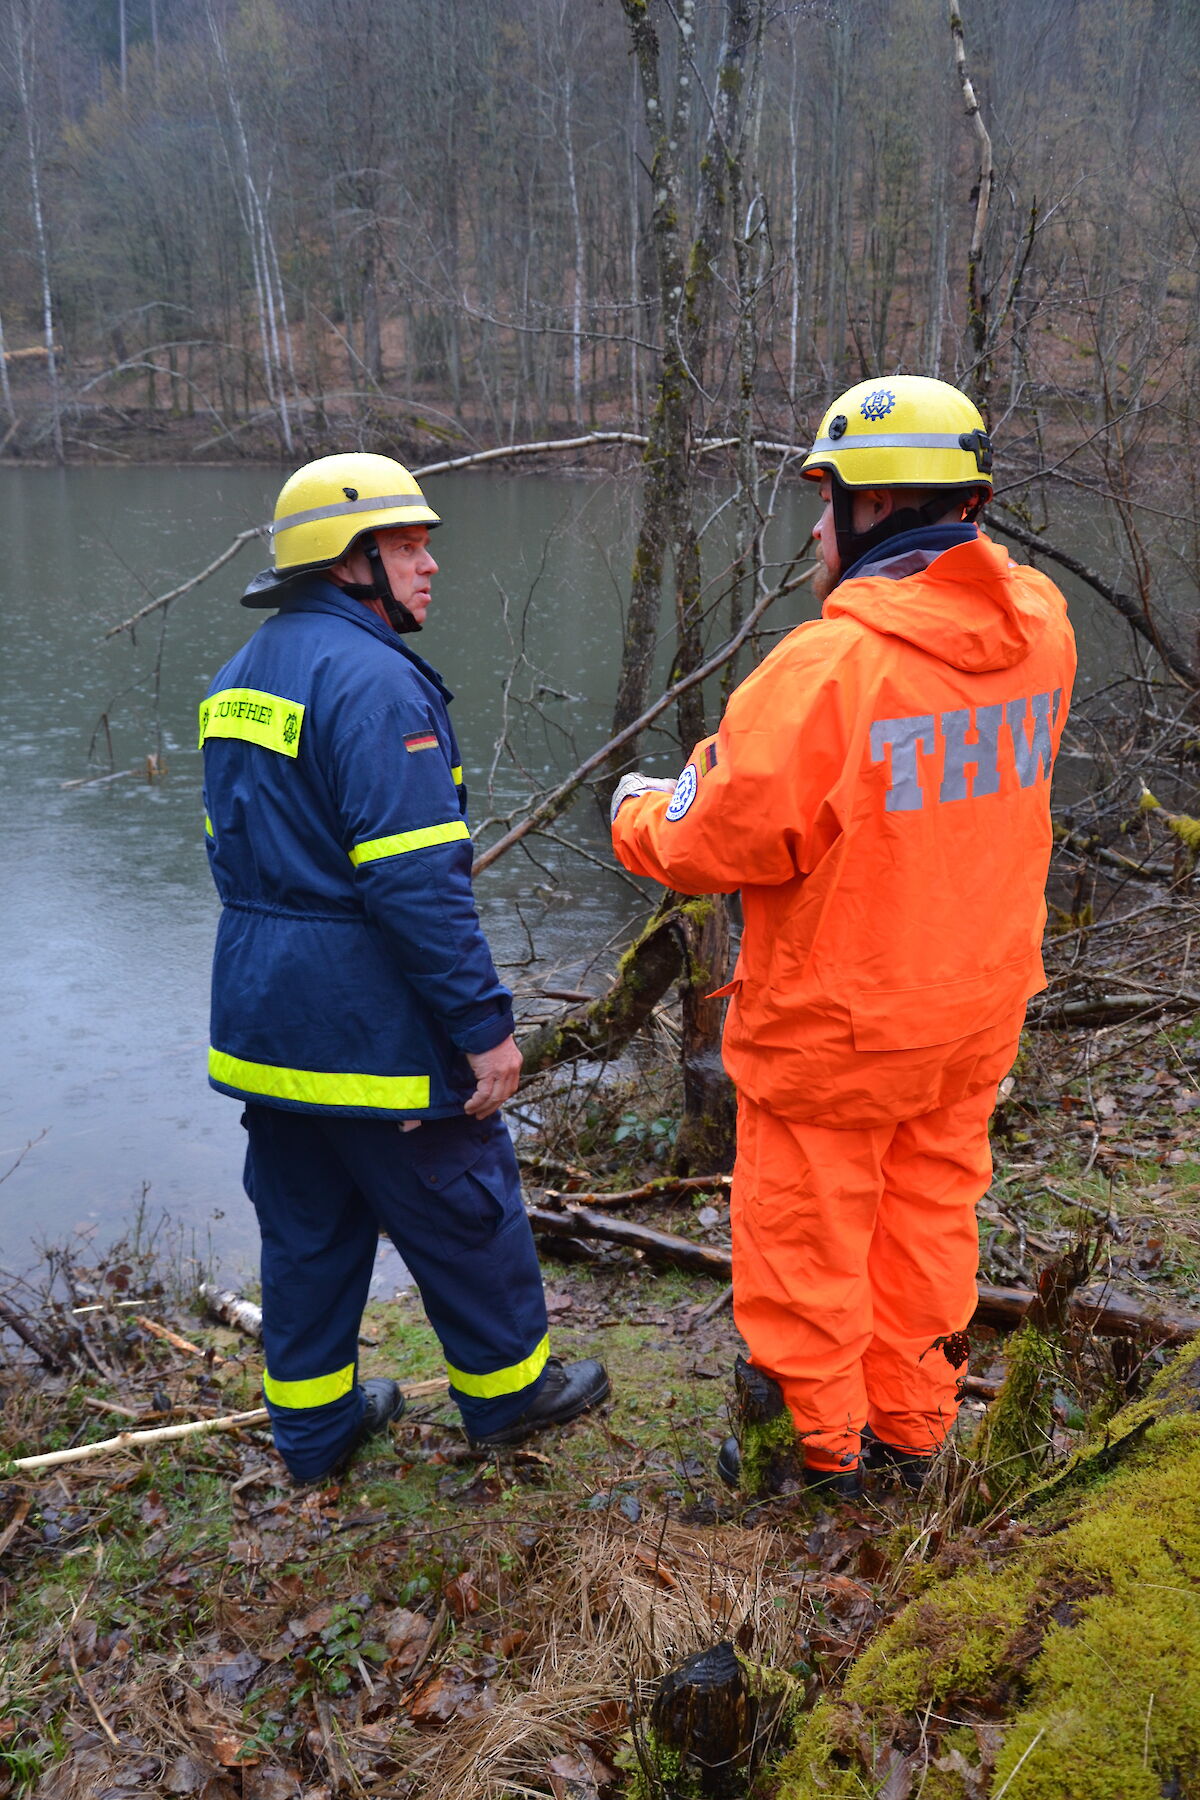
top-left (209, 1048), bottom-right (430, 1110)
top-left (451, 764), bottom-right (463, 785)
top-left (263, 1362), bottom-right (355, 1409)
top-left (204, 814), bottom-right (213, 837)
top-left (349, 819), bottom-right (470, 866)
top-left (445, 1333), bottom-right (550, 1399)
top-left (199, 688), bottom-right (305, 758)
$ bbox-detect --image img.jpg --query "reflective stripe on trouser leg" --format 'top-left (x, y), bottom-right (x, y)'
top-left (730, 1095), bottom-right (892, 1472)
top-left (242, 1106), bottom-right (375, 1481)
top-left (320, 1112), bottom-right (550, 1438)
top-left (862, 1083), bottom-right (998, 1455)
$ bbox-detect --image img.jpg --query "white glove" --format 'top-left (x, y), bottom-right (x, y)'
top-left (610, 772), bottom-right (677, 824)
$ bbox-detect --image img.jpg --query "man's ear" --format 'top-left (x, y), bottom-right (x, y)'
top-left (852, 486), bottom-right (895, 531)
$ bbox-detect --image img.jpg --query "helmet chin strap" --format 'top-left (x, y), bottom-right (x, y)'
top-left (830, 478), bottom-right (984, 580)
top-left (339, 531), bottom-right (422, 634)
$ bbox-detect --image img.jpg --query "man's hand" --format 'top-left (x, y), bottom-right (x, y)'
top-left (610, 772), bottom-right (677, 824)
top-left (465, 1034), bottom-right (523, 1118)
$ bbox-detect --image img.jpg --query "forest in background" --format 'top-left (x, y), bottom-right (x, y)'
top-left (0, 0), bottom-right (1195, 494)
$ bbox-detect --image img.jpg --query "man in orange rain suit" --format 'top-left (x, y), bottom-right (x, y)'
top-left (611, 376), bottom-right (1076, 1498)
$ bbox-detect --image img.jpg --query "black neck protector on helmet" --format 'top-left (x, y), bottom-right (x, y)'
top-left (830, 476), bottom-right (986, 578)
top-left (338, 530), bottom-right (422, 635)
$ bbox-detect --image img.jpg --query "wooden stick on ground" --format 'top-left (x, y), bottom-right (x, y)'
top-left (541, 1174), bottom-right (732, 1211)
top-left (527, 1204), bottom-right (732, 1277)
top-left (12, 1375), bottom-right (452, 1474)
top-left (133, 1316), bottom-right (225, 1365)
top-left (12, 1408), bottom-right (271, 1472)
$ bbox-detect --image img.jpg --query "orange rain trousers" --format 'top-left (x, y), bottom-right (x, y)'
top-left (732, 1078), bottom-right (1004, 1472)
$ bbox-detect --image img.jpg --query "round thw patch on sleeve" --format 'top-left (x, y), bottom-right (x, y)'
top-left (666, 764), bottom-right (698, 821)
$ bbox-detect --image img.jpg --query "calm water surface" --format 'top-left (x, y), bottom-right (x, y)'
top-left (0, 465), bottom-right (1130, 1276)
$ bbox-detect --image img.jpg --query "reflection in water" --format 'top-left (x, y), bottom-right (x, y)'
top-left (0, 465), bottom-right (1119, 1272)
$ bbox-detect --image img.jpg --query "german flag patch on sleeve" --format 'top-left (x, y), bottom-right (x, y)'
top-left (404, 732), bottom-right (439, 754)
top-left (702, 742), bottom-right (719, 773)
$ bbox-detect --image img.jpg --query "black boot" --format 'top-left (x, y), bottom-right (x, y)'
top-left (467, 1358), bottom-right (609, 1449)
top-left (862, 1424), bottom-right (931, 1493)
top-left (803, 1464), bottom-right (864, 1501)
top-left (291, 1377), bottom-right (406, 1486)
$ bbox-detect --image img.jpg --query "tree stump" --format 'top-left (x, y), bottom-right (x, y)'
top-left (647, 1642), bottom-right (756, 1797)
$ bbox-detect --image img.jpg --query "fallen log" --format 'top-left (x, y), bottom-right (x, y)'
top-left (527, 1204), bottom-right (733, 1277)
top-left (526, 1206), bottom-right (1200, 1343)
top-left (199, 1282), bottom-right (263, 1339)
top-left (1026, 990), bottom-right (1200, 1028)
top-left (974, 1280), bottom-right (1200, 1345)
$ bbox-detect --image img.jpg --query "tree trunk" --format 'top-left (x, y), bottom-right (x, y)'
top-left (674, 897), bottom-right (736, 1175)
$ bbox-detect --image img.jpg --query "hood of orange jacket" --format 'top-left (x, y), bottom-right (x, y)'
top-left (824, 531), bottom-right (1049, 674)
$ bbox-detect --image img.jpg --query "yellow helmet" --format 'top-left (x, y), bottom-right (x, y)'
top-left (800, 375), bottom-right (993, 492)
top-left (271, 452), bottom-right (439, 571)
top-left (243, 452), bottom-right (440, 609)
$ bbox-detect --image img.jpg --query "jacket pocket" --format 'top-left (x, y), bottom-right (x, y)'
top-left (847, 955), bottom-right (1043, 1053)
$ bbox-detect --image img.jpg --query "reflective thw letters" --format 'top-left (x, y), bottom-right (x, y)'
top-left (871, 690), bottom-right (1062, 811)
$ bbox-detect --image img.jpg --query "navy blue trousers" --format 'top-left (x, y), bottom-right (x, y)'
top-left (242, 1106), bottom-right (549, 1480)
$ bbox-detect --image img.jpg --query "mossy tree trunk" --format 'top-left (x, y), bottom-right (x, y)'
top-left (520, 900), bottom-right (684, 1077)
top-left (609, 0), bottom-right (760, 785)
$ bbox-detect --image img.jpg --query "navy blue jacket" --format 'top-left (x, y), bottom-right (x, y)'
top-left (200, 578), bottom-right (514, 1118)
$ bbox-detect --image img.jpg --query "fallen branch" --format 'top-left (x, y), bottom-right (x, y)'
top-left (519, 901), bottom-right (689, 1075)
top-left (685, 1282), bottom-right (735, 1331)
top-left (98, 435), bottom-right (811, 643)
top-left (541, 1174), bottom-right (732, 1210)
top-left (1052, 824), bottom-right (1173, 883)
top-left (0, 1297), bottom-right (64, 1373)
top-left (12, 1374), bottom-right (450, 1473)
top-left (102, 527), bottom-right (262, 639)
top-left (12, 1408), bottom-right (270, 1472)
top-left (412, 431), bottom-right (809, 480)
top-left (475, 574), bottom-right (803, 874)
top-left (1026, 990), bottom-right (1200, 1028)
top-left (992, 513), bottom-right (1200, 690)
top-left (133, 1315), bottom-right (225, 1364)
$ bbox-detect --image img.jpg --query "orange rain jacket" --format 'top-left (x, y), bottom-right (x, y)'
top-left (613, 533), bottom-right (1076, 1128)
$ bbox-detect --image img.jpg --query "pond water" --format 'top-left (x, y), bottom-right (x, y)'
top-left (0, 463), bottom-right (1133, 1279)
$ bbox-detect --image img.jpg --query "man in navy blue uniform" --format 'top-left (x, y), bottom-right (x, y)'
top-left (200, 453), bottom-right (608, 1483)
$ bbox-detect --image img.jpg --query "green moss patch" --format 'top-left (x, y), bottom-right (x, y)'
top-left (777, 1342), bottom-right (1200, 1799)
